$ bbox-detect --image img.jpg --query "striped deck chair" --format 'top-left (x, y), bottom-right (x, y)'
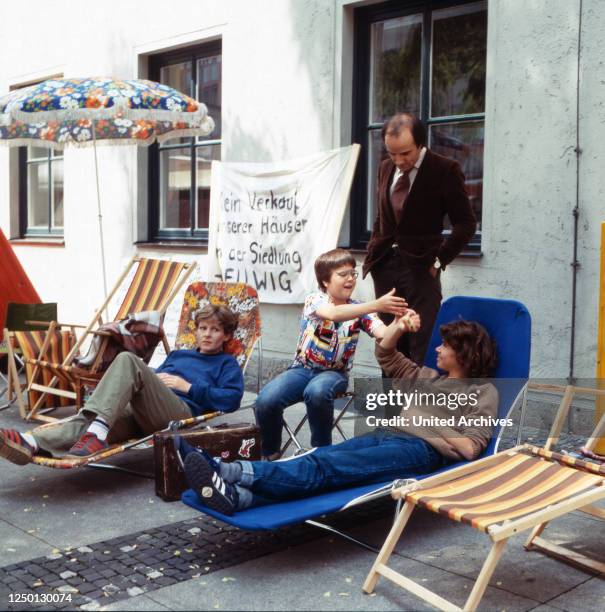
top-left (364, 384), bottom-right (605, 612)
top-left (24, 256), bottom-right (196, 422)
top-left (29, 281), bottom-right (261, 470)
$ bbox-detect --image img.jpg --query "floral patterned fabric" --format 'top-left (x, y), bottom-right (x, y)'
top-left (0, 78), bottom-right (214, 148)
top-left (175, 282), bottom-right (261, 370)
top-left (293, 291), bottom-right (383, 372)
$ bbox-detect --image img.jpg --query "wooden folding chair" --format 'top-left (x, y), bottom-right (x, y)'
top-left (1, 303), bottom-right (58, 414)
top-left (24, 256), bottom-right (196, 421)
top-left (363, 384), bottom-right (605, 612)
top-left (11, 326), bottom-right (77, 420)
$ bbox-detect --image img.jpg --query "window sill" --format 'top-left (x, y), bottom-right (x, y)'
top-left (347, 247), bottom-right (483, 259)
top-left (10, 238), bottom-right (65, 248)
top-left (135, 241), bottom-right (208, 253)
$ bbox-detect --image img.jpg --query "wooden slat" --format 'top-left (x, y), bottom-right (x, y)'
top-left (375, 564), bottom-right (462, 612)
top-left (488, 484), bottom-right (605, 540)
top-left (392, 447), bottom-right (527, 500)
top-left (529, 536), bottom-right (605, 575)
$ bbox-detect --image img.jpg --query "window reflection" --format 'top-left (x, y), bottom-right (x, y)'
top-left (430, 121), bottom-right (484, 229)
top-left (370, 15), bottom-right (422, 123)
top-left (431, 3), bottom-right (487, 118)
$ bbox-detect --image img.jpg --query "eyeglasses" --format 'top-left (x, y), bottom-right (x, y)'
top-left (334, 270), bottom-right (359, 279)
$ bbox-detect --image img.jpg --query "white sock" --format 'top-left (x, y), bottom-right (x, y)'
top-left (22, 432), bottom-right (38, 450)
top-left (87, 417), bottom-right (110, 441)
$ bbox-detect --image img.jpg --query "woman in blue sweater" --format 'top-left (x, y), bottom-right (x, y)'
top-left (0, 305), bottom-right (244, 463)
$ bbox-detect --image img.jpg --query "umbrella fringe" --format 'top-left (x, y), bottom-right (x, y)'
top-left (0, 128), bottom-right (212, 149)
top-left (0, 105), bottom-right (212, 127)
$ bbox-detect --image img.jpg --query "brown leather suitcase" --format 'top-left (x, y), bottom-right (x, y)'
top-left (154, 422), bottom-right (261, 501)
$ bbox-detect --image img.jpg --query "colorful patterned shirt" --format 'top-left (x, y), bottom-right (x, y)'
top-left (292, 291), bottom-right (383, 372)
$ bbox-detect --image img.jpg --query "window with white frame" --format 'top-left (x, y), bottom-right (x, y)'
top-left (19, 145), bottom-right (64, 237)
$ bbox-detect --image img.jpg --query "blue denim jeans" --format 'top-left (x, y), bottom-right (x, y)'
top-left (237, 430), bottom-right (448, 508)
top-left (254, 365), bottom-right (348, 456)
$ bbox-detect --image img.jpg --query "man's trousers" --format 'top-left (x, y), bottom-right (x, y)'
top-left (370, 250), bottom-right (442, 365)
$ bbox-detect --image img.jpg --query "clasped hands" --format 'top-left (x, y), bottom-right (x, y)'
top-left (157, 372), bottom-right (192, 393)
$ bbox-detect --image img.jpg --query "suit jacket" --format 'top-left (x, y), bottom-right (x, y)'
top-left (362, 149), bottom-right (476, 277)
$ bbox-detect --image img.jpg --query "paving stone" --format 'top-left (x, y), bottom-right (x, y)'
top-left (99, 569), bottom-right (116, 578)
top-left (77, 582), bottom-right (97, 595)
top-left (59, 570), bottom-right (76, 580)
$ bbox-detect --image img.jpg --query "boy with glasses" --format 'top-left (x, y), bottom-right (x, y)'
top-left (255, 248), bottom-right (407, 459)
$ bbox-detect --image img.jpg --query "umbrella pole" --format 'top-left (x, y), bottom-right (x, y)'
top-left (91, 125), bottom-right (109, 310)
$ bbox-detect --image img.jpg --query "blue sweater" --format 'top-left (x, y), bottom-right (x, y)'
top-left (155, 350), bottom-right (244, 416)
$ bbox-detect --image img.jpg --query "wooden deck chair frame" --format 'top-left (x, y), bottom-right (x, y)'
top-left (1, 302), bottom-right (58, 416)
top-left (363, 383), bottom-right (605, 612)
top-left (9, 323), bottom-right (78, 421)
top-left (25, 256), bottom-right (197, 422)
top-left (28, 281), bottom-right (262, 475)
top-left (523, 382), bottom-right (605, 573)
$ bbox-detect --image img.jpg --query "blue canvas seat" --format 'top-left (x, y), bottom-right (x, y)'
top-left (182, 296), bottom-right (531, 532)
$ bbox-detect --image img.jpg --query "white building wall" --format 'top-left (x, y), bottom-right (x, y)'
top-left (0, 0), bottom-right (603, 377)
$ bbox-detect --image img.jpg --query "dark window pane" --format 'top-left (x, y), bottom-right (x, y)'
top-left (431, 4), bottom-right (487, 118)
top-left (160, 61), bottom-right (192, 96)
top-left (159, 148), bottom-right (191, 230)
top-left (52, 159), bottom-right (64, 229)
top-left (27, 161), bottom-right (49, 229)
top-left (195, 144), bottom-right (220, 230)
top-left (366, 128), bottom-right (386, 232)
top-left (160, 61), bottom-right (193, 146)
top-left (370, 15), bottom-right (422, 123)
top-left (429, 121), bottom-right (484, 230)
top-left (197, 54), bottom-right (221, 139)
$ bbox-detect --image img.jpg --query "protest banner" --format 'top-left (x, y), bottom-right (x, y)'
top-left (207, 144), bottom-right (360, 303)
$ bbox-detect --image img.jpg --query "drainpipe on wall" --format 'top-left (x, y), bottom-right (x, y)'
top-left (568, 0), bottom-right (583, 384)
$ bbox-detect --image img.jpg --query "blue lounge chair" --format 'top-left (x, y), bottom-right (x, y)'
top-left (182, 296), bottom-right (531, 536)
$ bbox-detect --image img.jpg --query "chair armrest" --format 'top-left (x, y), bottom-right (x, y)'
top-left (25, 320), bottom-right (88, 329)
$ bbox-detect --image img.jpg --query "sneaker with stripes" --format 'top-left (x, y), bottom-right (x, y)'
top-left (184, 452), bottom-right (239, 515)
top-left (0, 429), bottom-right (35, 465)
top-left (67, 432), bottom-right (108, 457)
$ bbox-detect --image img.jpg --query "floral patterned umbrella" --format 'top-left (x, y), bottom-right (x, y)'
top-left (0, 78), bottom-right (214, 297)
top-left (0, 77), bottom-right (214, 147)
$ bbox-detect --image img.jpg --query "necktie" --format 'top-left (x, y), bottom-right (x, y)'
top-left (391, 170), bottom-right (410, 223)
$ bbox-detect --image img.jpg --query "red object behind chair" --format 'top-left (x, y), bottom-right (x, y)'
top-left (0, 229), bottom-right (41, 341)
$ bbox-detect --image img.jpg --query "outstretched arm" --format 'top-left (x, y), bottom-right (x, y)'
top-left (375, 311), bottom-right (422, 379)
top-left (379, 311), bottom-right (421, 350)
top-left (315, 288), bottom-right (407, 322)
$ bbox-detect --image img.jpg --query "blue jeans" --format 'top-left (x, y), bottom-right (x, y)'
top-left (254, 366), bottom-right (348, 456)
top-left (238, 430), bottom-right (448, 508)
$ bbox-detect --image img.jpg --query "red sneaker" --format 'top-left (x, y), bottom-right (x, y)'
top-left (67, 432), bottom-right (108, 458)
top-left (0, 429), bottom-right (35, 465)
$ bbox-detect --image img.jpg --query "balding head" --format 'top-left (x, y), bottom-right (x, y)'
top-left (382, 113), bottom-right (426, 172)
top-left (381, 113), bottom-right (427, 148)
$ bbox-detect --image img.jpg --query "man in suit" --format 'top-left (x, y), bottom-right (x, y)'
top-left (362, 113), bottom-right (476, 364)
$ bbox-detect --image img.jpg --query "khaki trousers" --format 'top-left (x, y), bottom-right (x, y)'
top-left (32, 352), bottom-right (191, 454)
